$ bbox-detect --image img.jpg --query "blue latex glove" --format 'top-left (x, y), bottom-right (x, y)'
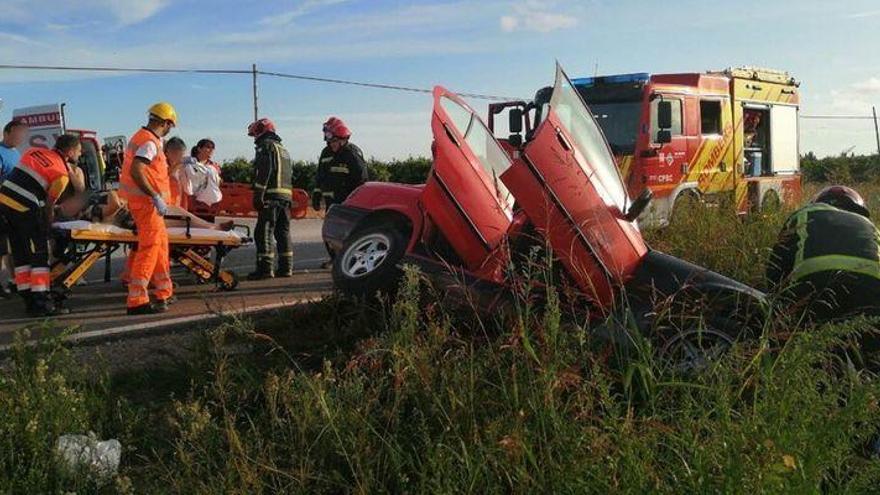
top-left (152, 194), bottom-right (168, 216)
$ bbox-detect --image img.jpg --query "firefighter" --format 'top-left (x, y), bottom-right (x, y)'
top-left (0, 134), bottom-right (85, 316)
top-left (247, 118), bottom-right (294, 280)
top-left (312, 117), bottom-right (367, 212)
top-left (767, 185), bottom-right (880, 324)
top-left (119, 102), bottom-right (177, 315)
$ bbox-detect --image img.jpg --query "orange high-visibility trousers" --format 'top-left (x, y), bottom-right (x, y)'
top-left (126, 202), bottom-right (173, 308)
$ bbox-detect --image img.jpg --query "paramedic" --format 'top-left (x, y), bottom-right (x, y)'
top-left (0, 134), bottom-right (84, 316)
top-left (119, 102), bottom-right (177, 315)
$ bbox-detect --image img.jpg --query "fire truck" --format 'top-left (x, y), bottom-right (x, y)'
top-left (490, 67), bottom-right (802, 224)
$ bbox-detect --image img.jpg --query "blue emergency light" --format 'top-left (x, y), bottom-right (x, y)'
top-left (572, 73), bottom-right (650, 87)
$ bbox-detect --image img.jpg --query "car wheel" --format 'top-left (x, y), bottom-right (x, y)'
top-left (657, 319), bottom-right (738, 374)
top-left (332, 224), bottom-right (407, 299)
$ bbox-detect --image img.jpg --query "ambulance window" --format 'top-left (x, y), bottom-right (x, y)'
top-left (700, 100), bottom-right (722, 135)
top-left (650, 98), bottom-right (682, 142)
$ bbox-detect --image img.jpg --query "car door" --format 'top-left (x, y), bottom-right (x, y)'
top-left (500, 65), bottom-right (648, 309)
top-left (421, 86), bottom-right (514, 273)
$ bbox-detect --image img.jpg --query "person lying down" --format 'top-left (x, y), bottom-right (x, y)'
top-left (55, 190), bottom-right (234, 231)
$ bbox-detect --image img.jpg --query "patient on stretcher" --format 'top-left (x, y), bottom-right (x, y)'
top-left (56, 190), bottom-right (234, 231)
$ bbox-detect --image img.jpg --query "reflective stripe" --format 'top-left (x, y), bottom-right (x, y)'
top-left (253, 184), bottom-right (266, 189)
top-left (792, 255), bottom-right (880, 282)
top-left (280, 252), bottom-right (293, 258)
top-left (267, 188), bottom-right (292, 195)
top-left (152, 281), bottom-right (173, 291)
top-left (0, 194), bottom-right (28, 212)
top-left (322, 192), bottom-right (335, 198)
top-left (15, 266), bottom-right (31, 291)
top-left (15, 165), bottom-right (48, 189)
top-left (3, 182), bottom-right (43, 207)
top-left (330, 166), bottom-right (349, 174)
top-left (31, 268), bottom-right (50, 292)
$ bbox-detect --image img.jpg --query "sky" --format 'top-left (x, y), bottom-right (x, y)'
top-left (0, 0), bottom-right (879, 162)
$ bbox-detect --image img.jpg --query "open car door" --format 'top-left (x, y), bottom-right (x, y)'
top-left (421, 86), bottom-right (514, 275)
top-left (500, 65), bottom-right (648, 309)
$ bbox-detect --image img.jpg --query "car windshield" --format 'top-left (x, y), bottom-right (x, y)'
top-left (587, 102), bottom-right (641, 154)
top-left (549, 66), bottom-right (629, 212)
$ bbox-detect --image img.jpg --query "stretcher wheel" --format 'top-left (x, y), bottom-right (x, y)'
top-left (218, 272), bottom-right (239, 291)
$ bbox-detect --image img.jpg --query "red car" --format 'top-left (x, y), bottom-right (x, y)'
top-left (322, 65), bottom-right (765, 364)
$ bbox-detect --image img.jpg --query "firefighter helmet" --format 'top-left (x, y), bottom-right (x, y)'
top-left (323, 117), bottom-right (351, 141)
top-left (247, 118), bottom-right (276, 138)
top-left (148, 102), bottom-right (178, 126)
top-left (812, 185), bottom-right (870, 218)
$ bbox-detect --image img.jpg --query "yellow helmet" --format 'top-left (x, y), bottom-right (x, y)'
top-left (148, 102), bottom-right (178, 126)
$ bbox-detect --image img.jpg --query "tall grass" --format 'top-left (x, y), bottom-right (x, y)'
top-left (3, 186), bottom-right (880, 493)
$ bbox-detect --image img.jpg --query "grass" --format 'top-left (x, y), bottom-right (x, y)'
top-left (3, 182), bottom-right (880, 493)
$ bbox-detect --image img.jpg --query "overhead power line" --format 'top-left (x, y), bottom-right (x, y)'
top-left (0, 63), bottom-right (517, 100)
top-left (799, 114), bottom-right (876, 120)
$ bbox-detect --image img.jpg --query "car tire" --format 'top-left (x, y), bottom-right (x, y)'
top-left (332, 223), bottom-right (408, 299)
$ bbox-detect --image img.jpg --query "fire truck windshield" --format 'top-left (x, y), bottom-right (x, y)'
top-left (588, 102), bottom-right (641, 154)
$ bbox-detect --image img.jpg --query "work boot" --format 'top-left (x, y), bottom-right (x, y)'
top-left (27, 292), bottom-right (69, 317)
top-left (247, 270), bottom-right (274, 281)
top-left (248, 259), bottom-right (275, 281)
top-left (154, 296), bottom-right (178, 312)
top-left (127, 303), bottom-right (167, 316)
top-left (0, 283), bottom-right (11, 300)
top-left (277, 256), bottom-right (294, 278)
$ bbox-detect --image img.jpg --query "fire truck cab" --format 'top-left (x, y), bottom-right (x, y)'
top-left (491, 67), bottom-right (802, 224)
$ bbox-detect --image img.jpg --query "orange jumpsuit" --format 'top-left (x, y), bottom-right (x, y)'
top-left (119, 128), bottom-right (172, 308)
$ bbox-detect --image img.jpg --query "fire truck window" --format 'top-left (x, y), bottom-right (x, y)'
top-left (650, 98), bottom-right (682, 142)
top-left (700, 100), bottom-right (723, 135)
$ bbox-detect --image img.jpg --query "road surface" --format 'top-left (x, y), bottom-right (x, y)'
top-left (0, 218), bottom-right (333, 348)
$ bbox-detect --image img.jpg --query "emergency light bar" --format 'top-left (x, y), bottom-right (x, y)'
top-left (572, 73), bottom-right (650, 87)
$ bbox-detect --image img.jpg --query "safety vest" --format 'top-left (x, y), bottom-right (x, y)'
top-left (0, 147), bottom-right (70, 212)
top-left (789, 203), bottom-right (880, 282)
top-left (120, 127), bottom-right (169, 205)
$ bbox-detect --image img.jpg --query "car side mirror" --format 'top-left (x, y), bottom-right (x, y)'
top-left (508, 108), bottom-right (523, 134)
top-left (657, 100), bottom-right (672, 130)
top-left (625, 188), bottom-right (653, 222)
top-left (656, 129), bottom-right (672, 144)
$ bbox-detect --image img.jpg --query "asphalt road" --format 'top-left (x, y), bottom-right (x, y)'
top-left (0, 218), bottom-right (334, 348)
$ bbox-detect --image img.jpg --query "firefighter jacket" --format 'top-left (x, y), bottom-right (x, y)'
top-left (252, 132), bottom-right (293, 203)
top-left (314, 142), bottom-right (367, 203)
top-left (767, 203), bottom-right (880, 319)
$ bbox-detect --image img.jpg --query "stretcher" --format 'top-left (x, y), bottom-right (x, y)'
top-left (49, 217), bottom-right (252, 297)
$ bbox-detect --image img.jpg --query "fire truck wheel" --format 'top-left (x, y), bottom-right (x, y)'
top-left (670, 190), bottom-right (700, 225)
top-left (761, 190), bottom-right (781, 212)
top-left (332, 224), bottom-right (407, 299)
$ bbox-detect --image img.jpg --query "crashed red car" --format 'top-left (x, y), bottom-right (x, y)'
top-left (322, 65), bottom-right (765, 361)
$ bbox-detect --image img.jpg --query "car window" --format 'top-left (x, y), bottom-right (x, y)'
top-left (440, 96), bottom-right (514, 216)
top-left (549, 67), bottom-right (629, 212)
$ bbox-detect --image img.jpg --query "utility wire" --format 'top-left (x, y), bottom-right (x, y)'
top-left (799, 114), bottom-right (876, 120)
top-left (0, 63), bottom-right (517, 100)
top-left (0, 63), bottom-right (250, 75)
